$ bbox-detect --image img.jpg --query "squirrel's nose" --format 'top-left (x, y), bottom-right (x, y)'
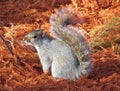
top-left (23, 37), bottom-right (31, 43)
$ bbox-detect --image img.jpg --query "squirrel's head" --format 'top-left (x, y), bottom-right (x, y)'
top-left (23, 29), bottom-right (46, 46)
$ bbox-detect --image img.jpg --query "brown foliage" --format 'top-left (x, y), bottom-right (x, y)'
top-left (0, 0), bottom-right (120, 91)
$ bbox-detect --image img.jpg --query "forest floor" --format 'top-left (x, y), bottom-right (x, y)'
top-left (0, 0), bottom-right (120, 91)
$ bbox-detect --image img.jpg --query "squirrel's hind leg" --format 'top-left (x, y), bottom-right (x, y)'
top-left (51, 60), bottom-right (78, 81)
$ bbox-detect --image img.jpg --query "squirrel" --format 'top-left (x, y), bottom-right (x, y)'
top-left (23, 8), bottom-right (92, 81)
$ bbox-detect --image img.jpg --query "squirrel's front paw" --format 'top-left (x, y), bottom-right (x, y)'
top-left (43, 71), bottom-right (51, 76)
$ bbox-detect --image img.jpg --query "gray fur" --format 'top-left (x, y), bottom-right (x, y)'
top-left (23, 8), bottom-right (92, 80)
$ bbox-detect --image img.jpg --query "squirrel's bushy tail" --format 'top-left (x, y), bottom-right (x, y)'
top-left (50, 8), bottom-right (92, 76)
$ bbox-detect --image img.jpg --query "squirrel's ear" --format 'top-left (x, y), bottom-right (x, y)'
top-left (35, 25), bottom-right (46, 38)
top-left (40, 30), bottom-right (46, 38)
top-left (36, 25), bottom-right (40, 30)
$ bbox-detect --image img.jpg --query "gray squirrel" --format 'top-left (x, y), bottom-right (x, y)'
top-left (23, 8), bottom-right (92, 80)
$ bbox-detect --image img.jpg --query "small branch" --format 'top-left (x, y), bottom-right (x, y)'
top-left (0, 34), bottom-right (14, 55)
top-left (0, 34), bottom-right (28, 67)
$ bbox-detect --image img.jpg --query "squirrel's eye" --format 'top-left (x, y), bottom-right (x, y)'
top-left (33, 35), bottom-right (37, 38)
